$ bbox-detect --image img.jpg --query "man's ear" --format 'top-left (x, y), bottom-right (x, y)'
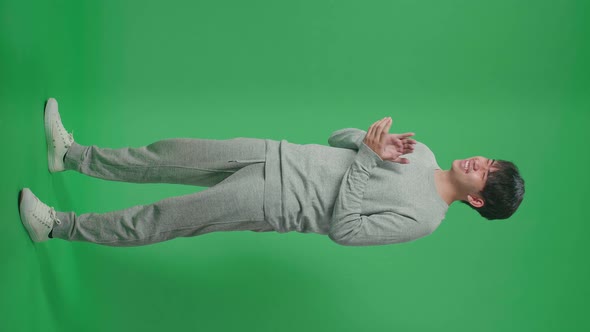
top-left (466, 194), bottom-right (485, 208)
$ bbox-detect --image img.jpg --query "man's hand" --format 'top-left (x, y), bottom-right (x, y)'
top-left (363, 117), bottom-right (416, 164)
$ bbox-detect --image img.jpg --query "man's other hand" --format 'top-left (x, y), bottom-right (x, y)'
top-left (363, 117), bottom-right (416, 164)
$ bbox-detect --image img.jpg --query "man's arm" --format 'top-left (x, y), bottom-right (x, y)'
top-left (327, 128), bottom-right (366, 150)
top-left (329, 118), bottom-right (427, 246)
top-left (328, 127), bottom-right (417, 153)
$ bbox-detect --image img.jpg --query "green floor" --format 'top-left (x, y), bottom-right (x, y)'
top-left (2, 1), bottom-right (589, 331)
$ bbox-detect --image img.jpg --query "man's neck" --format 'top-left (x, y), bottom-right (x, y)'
top-left (434, 169), bottom-right (460, 206)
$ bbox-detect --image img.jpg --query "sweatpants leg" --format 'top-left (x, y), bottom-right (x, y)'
top-left (63, 137), bottom-right (267, 187)
top-left (51, 163), bottom-right (271, 246)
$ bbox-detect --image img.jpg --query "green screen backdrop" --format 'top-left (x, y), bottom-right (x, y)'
top-left (2, 0), bottom-right (588, 331)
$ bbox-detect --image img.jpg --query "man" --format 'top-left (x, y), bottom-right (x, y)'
top-left (19, 98), bottom-right (525, 247)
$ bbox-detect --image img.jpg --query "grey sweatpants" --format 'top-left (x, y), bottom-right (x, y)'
top-left (52, 138), bottom-right (275, 246)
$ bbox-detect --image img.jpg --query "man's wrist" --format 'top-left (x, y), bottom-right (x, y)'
top-left (359, 142), bottom-right (383, 167)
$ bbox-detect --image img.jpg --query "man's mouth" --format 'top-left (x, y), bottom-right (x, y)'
top-left (461, 159), bottom-right (471, 173)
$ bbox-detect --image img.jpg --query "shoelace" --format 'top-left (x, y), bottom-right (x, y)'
top-left (33, 204), bottom-right (62, 229)
top-left (65, 130), bottom-right (74, 149)
top-left (48, 207), bottom-right (62, 225)
top-left (54, 119), bottom-right (74, 149)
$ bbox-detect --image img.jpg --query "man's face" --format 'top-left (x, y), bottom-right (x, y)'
top-left (451, 156), bottom-right (497, 200)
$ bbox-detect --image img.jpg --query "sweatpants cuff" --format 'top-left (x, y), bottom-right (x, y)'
top-left (53, 211), bottom-right (73, 240)
top-left (63, 142), bottom-right (87, 171)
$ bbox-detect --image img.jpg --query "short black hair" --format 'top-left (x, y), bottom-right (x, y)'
top-left (462, 160), bottom-right (525, 220)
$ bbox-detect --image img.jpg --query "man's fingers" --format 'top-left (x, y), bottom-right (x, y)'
top-left (393, 157), bottom-right (411, 164)
top-left (398, 132), bottom-right (415, 139)
top-left (367, 119), bottom-right (380, 141)
top-left (377, 117), bottom-right (389, 132)
top-left (404, 141), bottom-right (416, 148)
top-left (370, 118), bottom-right (385, 139)
top-left (371, 117), bottom-right (389, 141)
top-left (366, 122), bottom-right (374, 141)
top-left (390, 134), bottom-right (416, 143)
top-left (381, 117), bottom-right (392, 140)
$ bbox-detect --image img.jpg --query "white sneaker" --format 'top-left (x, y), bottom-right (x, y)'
top-left (45, 98), bottom-right (74, 173)
top-left (19, 188), bottom-right (62, 242)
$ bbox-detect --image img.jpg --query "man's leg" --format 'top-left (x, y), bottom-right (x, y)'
top-left (51, 163), bottom-right (273, 246)
top-left (63, 137), bottom-right (267, 187)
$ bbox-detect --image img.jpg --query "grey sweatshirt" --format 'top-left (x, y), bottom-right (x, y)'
top-left (263, 128), bottom-right (448, 246)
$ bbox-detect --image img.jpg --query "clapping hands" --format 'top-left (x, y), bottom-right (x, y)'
top-left (362, 117), bottom-right (416, 164)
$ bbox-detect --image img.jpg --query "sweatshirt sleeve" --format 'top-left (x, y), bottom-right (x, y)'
top-left (329, 142), bottom-right (429, 246)
top-left (327, 128), bottom-right (367, 150)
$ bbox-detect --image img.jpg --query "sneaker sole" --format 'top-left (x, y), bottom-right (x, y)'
top-left (44, 98), bottom-right (59, 173)
top-left (18, 188), bottom-right (42, 242)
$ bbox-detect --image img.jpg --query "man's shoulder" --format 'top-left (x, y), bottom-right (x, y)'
top-left (409, 141), bottom-right (439, 167)
top-left (414, 141), bottom-right (435, 156)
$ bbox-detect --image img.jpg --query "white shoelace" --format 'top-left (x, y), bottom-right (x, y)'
top-left (48, 207), bottom-right (62, 225)
top-left (65, 130), bottom-right (74, 149)
top-left (35, 204), bottom-right (61, 228)
top-left (55, 117), bottom-right (74, 149)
